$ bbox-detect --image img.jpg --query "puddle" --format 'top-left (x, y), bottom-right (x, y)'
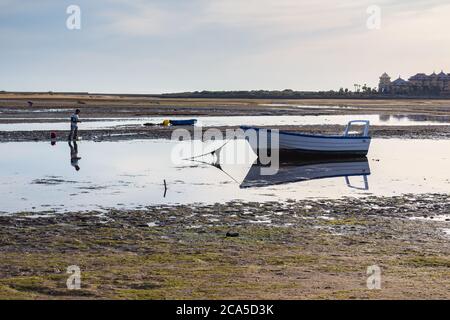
top-left (411, 214), bottom-right (450, 222)
top-left (442, 229), bottom-right (450, 238)
top-left (258, 104), bottom-right (360, 110)
top-left (0, 139), bottom-right (449, 214)
top-left (0, 114), bottom-right (449, 131)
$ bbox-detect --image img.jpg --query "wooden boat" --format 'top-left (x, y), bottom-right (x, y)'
top-left (169, 119), bottom-right (198, 126)
top-left (240, 157), bottom-right (370, 189)
top-left (241, 120), bottom-right (371, 156)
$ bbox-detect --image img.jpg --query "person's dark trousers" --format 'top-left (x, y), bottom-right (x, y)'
top-left (68, 127), bottom-right (78, 140)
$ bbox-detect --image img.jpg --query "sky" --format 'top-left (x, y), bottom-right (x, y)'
top-left (1, 0), bottom-right (450, 93)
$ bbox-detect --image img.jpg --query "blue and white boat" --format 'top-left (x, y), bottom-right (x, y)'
top-left (170, 119), bottom-right (198, 126)
top-left (241, 120), bottom-right (371, 156)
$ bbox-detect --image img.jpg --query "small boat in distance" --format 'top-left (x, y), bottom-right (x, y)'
top-left (143, 119), bottom-right (198, 127)
top-left (241, 120), bottom-right (371, 157)
top-left (170, 119), bottom-right (198, 126)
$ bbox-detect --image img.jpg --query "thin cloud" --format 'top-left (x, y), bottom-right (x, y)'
top-left (1, 0), bottom-right (450, 92)
top-left (100, 0), bottom-right (450, 37)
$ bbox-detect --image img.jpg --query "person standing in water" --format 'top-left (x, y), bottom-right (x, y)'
top-left (68, 109), bottom-right (81, 141)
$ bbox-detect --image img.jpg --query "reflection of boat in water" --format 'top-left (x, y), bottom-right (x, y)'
top-left (240, 157), bottom-right (370, 189)
top-left (241, 120), bottom-right (371, 156)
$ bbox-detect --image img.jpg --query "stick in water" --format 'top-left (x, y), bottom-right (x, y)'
top-left (163, 179), bottom-right (168, 198)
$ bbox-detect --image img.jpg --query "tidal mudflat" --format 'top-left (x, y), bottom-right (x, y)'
top-left (0, 195), bottom-right (449, 299)
top-left (0, 138), bottom-right (449, 299)
top-left (0, 97), bottom-right (449, 299)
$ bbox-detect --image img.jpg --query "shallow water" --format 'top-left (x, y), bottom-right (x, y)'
top-left (0, 138), bottom-right (448, 214)
top-left (0, 114), bottom-right (448, 131)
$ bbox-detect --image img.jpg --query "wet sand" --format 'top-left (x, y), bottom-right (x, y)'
top-left (1, 124), bottom-right (449, 142)
top-left (0, 194), bottom-right (448, 299)
top-left (2, 93), bottom-right (450, 117)
top-left (1, 94), bottom-right (449, 141)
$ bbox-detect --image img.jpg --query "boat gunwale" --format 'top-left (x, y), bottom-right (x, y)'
top-left (240, 126), bottom-right (371, 140)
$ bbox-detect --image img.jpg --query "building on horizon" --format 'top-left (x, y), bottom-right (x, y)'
top-left (378, 71), bottom-right (450, 95)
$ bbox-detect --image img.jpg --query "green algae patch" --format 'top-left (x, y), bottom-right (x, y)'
top-left (403, 256), bottom-right (450, 268)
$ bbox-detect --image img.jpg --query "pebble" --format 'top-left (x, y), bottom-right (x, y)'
top-left (226, 231), bottom-right (239, 237)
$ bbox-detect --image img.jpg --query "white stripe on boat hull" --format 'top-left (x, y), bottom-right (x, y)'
top-left (277, 132), bottom-right (371, 152)
top-left (243, 127), bottom-right (371, 155)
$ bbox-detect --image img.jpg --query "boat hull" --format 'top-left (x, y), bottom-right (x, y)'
top-left (170, 119), bottom-right (198, 126)
top-left (241, 126), bottom-right (371, 156)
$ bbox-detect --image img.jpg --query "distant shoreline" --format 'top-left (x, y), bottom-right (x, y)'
top-left (2, 91), bottom-right (450, 100)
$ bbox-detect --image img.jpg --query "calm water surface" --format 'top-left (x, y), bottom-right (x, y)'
top-left (0, 114), bottom-right (449, 131)
top-left (0, 139), bottom-right (448, 214)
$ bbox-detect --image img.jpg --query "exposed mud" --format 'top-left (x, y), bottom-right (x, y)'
top-left (1, 124), bottom-right (449, 143)
top-left (2, 94), bottom-right (450, 117)
top-left (0, 194), bottom-right (448, 299)
top-left (1, 96), bottom-right (449, 142)
top-left (1, 96), bottom-right (449, 300)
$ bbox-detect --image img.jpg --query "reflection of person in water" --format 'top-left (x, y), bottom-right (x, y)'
top-left (68, 141), bottom-right (81, 171)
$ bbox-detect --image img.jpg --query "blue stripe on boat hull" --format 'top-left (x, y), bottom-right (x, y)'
top-left (170, 119), bottom-right (198, 126)
top-left (256, 148), bottom-right (369, 157)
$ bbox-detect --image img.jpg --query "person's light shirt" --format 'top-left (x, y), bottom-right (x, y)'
top-left (71, 114), bottom-right (79, 128)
